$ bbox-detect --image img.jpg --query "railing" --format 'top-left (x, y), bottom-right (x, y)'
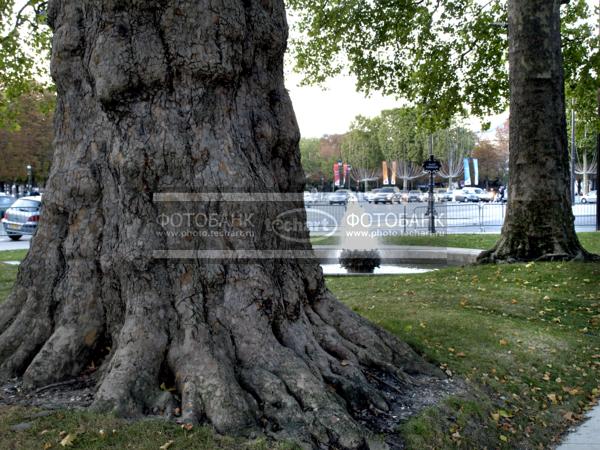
top-left (305, 201), bottom-right (597, 235)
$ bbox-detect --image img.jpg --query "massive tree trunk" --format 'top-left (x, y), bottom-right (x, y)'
top-left (479, 0), bottom-right (597, 263)
top-left (0, 1), bottom-right (442, 447)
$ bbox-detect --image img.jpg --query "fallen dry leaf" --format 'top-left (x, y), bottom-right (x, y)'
top-left (59, 433), bottom-right (76, 447)
top-left (498, 409), bottom-right (512, 418)
top-left (562, 387), bottom-right (580, 395)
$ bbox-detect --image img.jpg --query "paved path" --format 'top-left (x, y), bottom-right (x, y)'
top-left (0, 235), bottom-right (32, 252)
top-left (557, 404), bottom-right (600, 450)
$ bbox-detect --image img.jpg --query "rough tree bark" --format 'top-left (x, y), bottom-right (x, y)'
top-left (478, 0), bottom-right (598, 263)
top-left (0, 1), bottom-right (443, 447)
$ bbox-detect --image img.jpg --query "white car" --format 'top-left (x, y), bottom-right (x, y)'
top-left (365, 189), bottom-right (381, 203)
top-left (471, 188), bottom-right (493, 202)
top-left (303, 191), bottom-right (316, 205)
top-left (581, 191), bottom-right (597, 204)
top-left (453, 189), bottom-right (479, 202)
top-left (329, 189), bottom-right (351, 205)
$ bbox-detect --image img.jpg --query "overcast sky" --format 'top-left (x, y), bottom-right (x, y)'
top-left (285, 70), bottom-right (509, 140)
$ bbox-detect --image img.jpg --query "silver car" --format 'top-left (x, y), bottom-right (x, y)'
top-left (0, 195), bottom-right (16, 218)
top-left (373, 187), bottom-right (401, 204)
top-left (454, 189), bottom-right (479, 202)
top-left (581, 191), bottom-right (597, 204)
top-left (2, 195), bottom-right (42, 241)
top-left (365, 189), bottom-right (381, 203)
top-left (329, 189), bottom-right (350, 205)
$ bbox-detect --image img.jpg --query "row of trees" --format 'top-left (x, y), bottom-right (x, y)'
top-left (301, 108), bottom-right (511, 190)
top-left (0, 90), bottom-right (54, 184)
top-left (301, 109), bottom-right (599, 193)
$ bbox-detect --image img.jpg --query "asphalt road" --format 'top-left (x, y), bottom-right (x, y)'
top-left (0, 234), bottom-right (32, 252)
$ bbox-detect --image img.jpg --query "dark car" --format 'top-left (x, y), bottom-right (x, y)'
top-left (0, 195), bottom-right (16, 218)
top-left (2, 195), bottom-right (42, 241)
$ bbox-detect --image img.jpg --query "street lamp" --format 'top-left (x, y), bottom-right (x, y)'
top-left (26, 165), bottom-right (33, 193)
top-left (423, 154), bottom-right (442, 234)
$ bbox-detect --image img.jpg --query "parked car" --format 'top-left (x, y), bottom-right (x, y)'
top-left (0, 195), bottom-right (16, 218)
top-left (303, 191), bottom-right (319, 205)
top-left (2, 195), bottom-right (42, 240)
top-left (406, 190), bottom-right (423, 202)
top-left (303, 191), bottom-right (313, 205)
top-left (329, 189), bottom-right (351, 205)
top-left (365, 189), bottom-right (381, 203)
top-left (434, 188), bottom-right (453, 202)
top-left (472, 188), bottom-right (493, 202)
top-left (373, 187), bottom-right (401, 204)
top-left (454, 189), bottom-right (479, 202)
top-left (581, 190), bottom-right (597, 204)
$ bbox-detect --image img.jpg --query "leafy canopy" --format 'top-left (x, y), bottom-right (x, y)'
top-left (287, 0), bottom-right (598, 130)
top-left (0, 0), bottom-right (597, 133)
top-left (0, 0), bottom-right (52, 128)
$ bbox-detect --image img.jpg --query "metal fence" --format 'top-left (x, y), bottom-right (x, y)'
top-left (305, 201), bottom-right (598, 236)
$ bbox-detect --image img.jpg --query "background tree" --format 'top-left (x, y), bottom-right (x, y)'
top-left (299, 137), bottom-right (322, 183)
top-left (472, 140), bottom-right (509, 186)
top-left (377, 108), bottom-right (427, 165)
top-left (432, 126), bottom-right (477, 188)
top-left (0, 1), bottom-right (441, 447)
top-left (341, 115), bottom-right (383, 168)
top-left (0, 0), bottom-right (52, 128)
top-left (289, 0), bottom-right (598, 261)
top-left (478, 0), bottom-right (596, 262)
top-left (0, 89), bottom-right (54, 185)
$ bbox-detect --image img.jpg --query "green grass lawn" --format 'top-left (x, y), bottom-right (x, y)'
top-left (383, 232), bottom-right (600, 254)
top-left (0, 406), bottom-right (296, 450)
top-left (0, 260), bottom-right (599, 449)
top-left (0, 263), bottom-right (18, 301)
top-left (310, 235), bottom-right (338, 246)
top-left (0, 249), bottom-right (28, 262)
top-left (328, 262), bottom-right (600, 449)
top-left (315, 232), bottom-right (600, 254)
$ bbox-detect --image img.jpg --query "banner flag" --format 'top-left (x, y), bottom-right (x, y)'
top-left (382, 161), bottom-right (389, 185)
top-left (334, 162), bottom-right (341, 187)
top-left (473, 158), bottom-right (479, 186)
top-left (391, 161), bottom-right (397, 185)
top-left (464, 158), bottom-right (472, 186)
top-left (347, 164), bottom-right (352, 187)
top-left (342, 163), bottom-right (348, 186)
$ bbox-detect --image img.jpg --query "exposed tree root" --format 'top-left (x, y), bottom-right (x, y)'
top-left (477, 234), bottom-right (600, 264)
top-left (0, 259), bottom-right (453, 448)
